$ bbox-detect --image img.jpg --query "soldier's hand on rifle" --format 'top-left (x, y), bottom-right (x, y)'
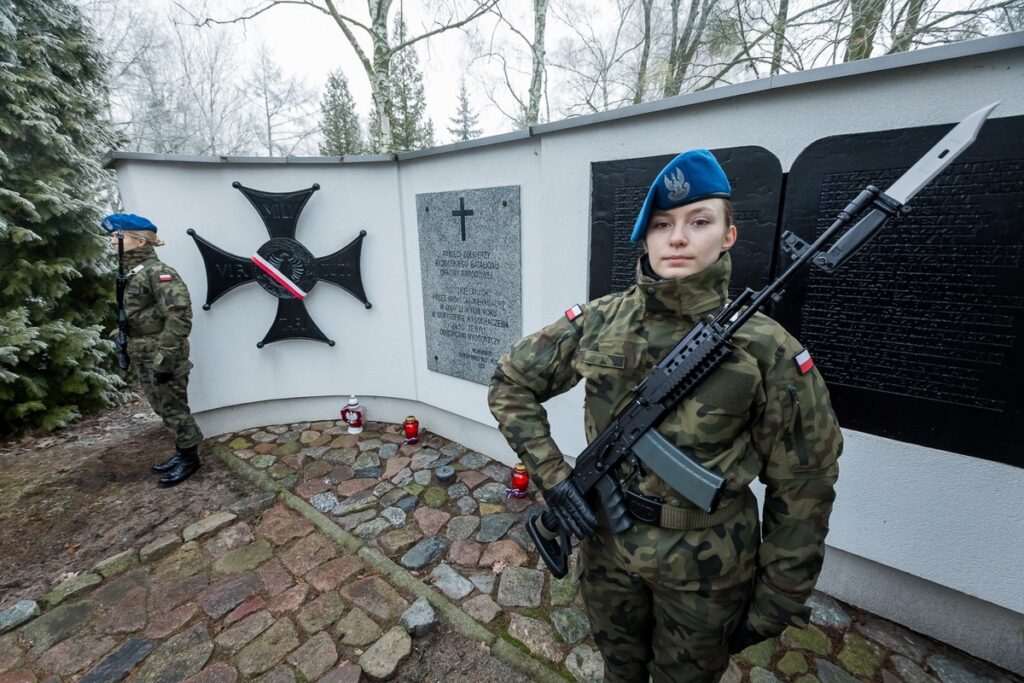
top-left (152, 370), bottom-right (174, 384)
top-left (543, 477), bottom-right (599, 540)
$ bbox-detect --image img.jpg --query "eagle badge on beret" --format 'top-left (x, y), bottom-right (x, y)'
top-left (665, 168), bottom-right (690, 202)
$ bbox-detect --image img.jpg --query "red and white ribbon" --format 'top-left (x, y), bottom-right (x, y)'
top-left (250, 253), bottom-right (307, 300)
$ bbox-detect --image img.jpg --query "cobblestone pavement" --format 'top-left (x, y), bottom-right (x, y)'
top-left (1, 419), bottom-right (1020, 683)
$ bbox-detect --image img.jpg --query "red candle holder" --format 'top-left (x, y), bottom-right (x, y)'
top-left (507, 463), bottom-right (530, 499)
top-left (402, 415), bottom-right (419, 445)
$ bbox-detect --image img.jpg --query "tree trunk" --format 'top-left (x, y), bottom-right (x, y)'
top-left (633, 0), bottom-right (654, 104)
top-left (663, 0), bottom-right (681, 98)
top-left (844, 0), bottom-right (885, 61)
top-left (770, 0), bottom-right (790, 75)
top-left (663, 0), bottom-right (705, 97)
top-left (525, 0), bottom-right (549, 126)
top-left (370, 0), bottom-right (394, 150)
top-left (888, 0), bottom-right (928, 54)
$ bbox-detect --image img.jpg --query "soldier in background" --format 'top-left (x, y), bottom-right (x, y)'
top-left (102, 214), bottom-right (203, 488)
top-left (488, 150), bottom-right (842, 682)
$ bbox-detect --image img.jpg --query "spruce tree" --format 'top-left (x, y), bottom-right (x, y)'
top-left (0, 0), bottom-right (123, 432)
top-left (319, 69), bottom-right (363, 155)
top-left (447, 79), bottom-right (482, 142)
top-left (387, 14), bottom-right (434, 152)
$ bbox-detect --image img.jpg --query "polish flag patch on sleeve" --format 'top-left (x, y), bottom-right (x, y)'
top-left (158, 273), bottom-right (174, 282)
top-left (794, 348), bottom-right (814, 374)
top-left (565, 304), bottom-right (583, 322)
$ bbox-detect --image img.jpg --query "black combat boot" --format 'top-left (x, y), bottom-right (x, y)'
top-left (151, 450), bottom-right (184, 474)
top-left (158, 445), bottom-right (200, 488)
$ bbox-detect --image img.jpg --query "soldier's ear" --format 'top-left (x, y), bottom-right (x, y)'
top-left (721, 225), bottom-right (737, 250)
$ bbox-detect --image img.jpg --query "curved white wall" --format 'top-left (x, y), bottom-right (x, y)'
top-left (112, 35), bottom-right (1024, 672)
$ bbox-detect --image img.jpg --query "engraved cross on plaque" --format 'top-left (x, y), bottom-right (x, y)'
top-left (451, 197), bottom-right (475, 241)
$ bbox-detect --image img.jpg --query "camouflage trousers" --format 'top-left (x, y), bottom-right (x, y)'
top-left (135, 359), bottom-right (203, 450)
top-left (578, 490), bottom-right (760, 683)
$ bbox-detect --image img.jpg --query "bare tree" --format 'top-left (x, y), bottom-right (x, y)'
top-left (881, 0), bottom-right (1021, 54)
top-left (770, 0), bottom-right (791, 72)
top-left (634, 0), bottom-right (655, 103)
top-left (691, 0), bottom-right (846, 88)
top-left (248, 44), bottom-right (319, 155)
top-left (662, 0), bottom-right (719, 97)
top-left (77, 0), bottom-right (164, 135)
top-left (79, 1), bottom-right (260, 155)
top-left (184, 0), bottom-right (498, 150)
top-left (548, 0), bottom-right (649, 115)
top-left (466, 0), bottom-right (553, 127)
top-left (172, 21), bottom-right (256, 154)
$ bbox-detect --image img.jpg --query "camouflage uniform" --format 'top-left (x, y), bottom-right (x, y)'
top-left (121, 244), bottom-right (203, 449)
top-left (488, 253), bottom-right (842, 682)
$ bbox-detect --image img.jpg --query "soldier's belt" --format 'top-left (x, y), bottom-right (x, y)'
top-left (624, 487), bottom-right (750, 530)
top-left (128, 321), bottom-right (164, 337)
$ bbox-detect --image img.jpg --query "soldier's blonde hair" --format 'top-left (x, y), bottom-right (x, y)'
top-left (123, 230), bottom-right (165, 247)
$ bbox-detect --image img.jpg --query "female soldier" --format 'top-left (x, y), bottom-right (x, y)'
top-left (488, 150), bottom-right (842, 682)
top-left (103, 213), bottom-right (203, 488)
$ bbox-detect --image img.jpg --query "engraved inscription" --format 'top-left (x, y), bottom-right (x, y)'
top-left (802, 160), bottom-right (1024, 411)
top-left (216, 262), bottom-right (249, 279)
top-left (417, 187), bottom-right (522, 385)
top-left (609, 187), bottom-right (647, 292)
top-left (258, 201), bottom-right (297, 221)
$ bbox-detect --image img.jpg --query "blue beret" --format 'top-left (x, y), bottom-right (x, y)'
top-left (100, 213), bottom-right (158, 233)
top-left (630, 149), bottom-right (731, 243)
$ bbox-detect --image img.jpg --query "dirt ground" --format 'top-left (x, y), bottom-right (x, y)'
top-left (0, 398), bottom-right (534, 682)
top-left (0, 397), bottom-right (253, 608)
top-left (396, 624), bottom-right (532, 683)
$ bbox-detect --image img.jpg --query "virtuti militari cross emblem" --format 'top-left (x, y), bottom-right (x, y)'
top-left (188, 182), bottom-right (371, 347)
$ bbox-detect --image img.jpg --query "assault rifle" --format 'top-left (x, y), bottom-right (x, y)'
top-left (527, 103), bottom-right (999, 578)
top-left (114, 232), bottom-right (131, 373)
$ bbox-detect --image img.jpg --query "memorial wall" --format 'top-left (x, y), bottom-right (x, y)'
top-left (108, 34), bottom-right (1024, 672)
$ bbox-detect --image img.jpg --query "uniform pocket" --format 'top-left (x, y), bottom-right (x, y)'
top-left (659, 352), bottom-right (761, 459)
top-left (576, 340), bottom-right (647, 435)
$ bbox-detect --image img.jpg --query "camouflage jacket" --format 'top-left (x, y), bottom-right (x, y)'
top-left (488, 252), bottom-right (843, 635)
top-left (120, 245), bottom-right (194, 373)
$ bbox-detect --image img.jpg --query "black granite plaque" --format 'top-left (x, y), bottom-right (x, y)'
top-left (589, 146), bottom-right (783, 299)
top-left (774, 116), bottom-right (1024, 467)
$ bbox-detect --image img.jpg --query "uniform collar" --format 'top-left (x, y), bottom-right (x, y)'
top-left (122, 244), bottom-right (157, 269)
top-left (635, 251), bottom-right (731, 318)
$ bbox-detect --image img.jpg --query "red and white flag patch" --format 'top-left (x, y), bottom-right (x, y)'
top-left (794, 348), bottom-right (814, 374)
top-left (565, 304), bottom-right (583, 322)
top-left (158, 273), bottom-right (174, 282)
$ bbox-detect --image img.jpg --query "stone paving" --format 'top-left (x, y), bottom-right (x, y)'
top-left (1, 418), bottom-right (1020, 683)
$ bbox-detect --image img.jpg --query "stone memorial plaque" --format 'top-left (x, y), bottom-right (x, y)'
top-left (590, 146), bottom-right (783, 299)
top-left (774, 115), bottom-right (1024, 467)
top-left (417, 186), bottom-right (522, 384)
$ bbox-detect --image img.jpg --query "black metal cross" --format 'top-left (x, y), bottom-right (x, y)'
top-left (451, 197), bottom-right (475, 241)
top-left (188, 182), bottom-right (371, 348)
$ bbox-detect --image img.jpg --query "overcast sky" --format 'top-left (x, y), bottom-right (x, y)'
top-left (169, 0), bottom-right (549, 142)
